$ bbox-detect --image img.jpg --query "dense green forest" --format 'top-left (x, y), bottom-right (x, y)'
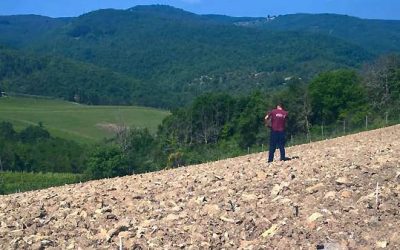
top-left (0, 15), bottom-right (69, 48)
top-left (0, 47), bottom-right (144, 105)
top-left (3, 5), bottom-right (395, 108)
top-left (238, 13), bottom-right (400, 54)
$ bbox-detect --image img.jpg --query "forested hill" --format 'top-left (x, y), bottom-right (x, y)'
top-left (25, 5), bottom-right (372, 78)
top-left (0, 15), bottom-right (70, 47)
top-left (235, 13), bottom-right (400, 54)
top-left (0, 5), bottom-right (399, 107)
top-left (0, 47), bottom-right (144, 105)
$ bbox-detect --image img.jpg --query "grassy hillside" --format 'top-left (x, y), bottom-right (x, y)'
top-left (0, 96), bottom-right (169, 143)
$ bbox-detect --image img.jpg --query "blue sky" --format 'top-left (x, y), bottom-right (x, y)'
top-left (0, 0), bottom-right (399, 20)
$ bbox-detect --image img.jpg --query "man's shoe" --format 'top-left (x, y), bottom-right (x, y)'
top-left (281, 157), bottom-right (291, 161)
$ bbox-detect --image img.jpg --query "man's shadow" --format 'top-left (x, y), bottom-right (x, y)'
top-left (283, 156), bottom-right (300, 161)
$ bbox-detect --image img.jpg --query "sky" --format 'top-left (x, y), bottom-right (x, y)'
top-left (0, 0), bottom-right (399, 20)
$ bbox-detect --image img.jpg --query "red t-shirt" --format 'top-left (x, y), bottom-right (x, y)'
top-left (267, 108), bottom-right (288, 132)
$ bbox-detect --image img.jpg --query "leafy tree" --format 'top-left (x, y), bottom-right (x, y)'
top-left (273, 79), bottom-right (312, 136)
top-left (309, 69), bottom-right (369, 124)
top-left (0, 121), bottom-right (16, 140)
top-left (85, 145), bottom-right (128, 179)
top-left (361, 54), bottom-right (400, 115)
top-left (190, 93), bottom-right (236, 144)
top-left (235, 92), bottom-right (269, 147)
top-left (123, 128), bottom-right (158, 174)
top-left (19, 125), bottom-right (50, 143)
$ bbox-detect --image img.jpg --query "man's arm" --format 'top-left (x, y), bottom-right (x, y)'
top-left (265, 110), bottom-right (272, 120)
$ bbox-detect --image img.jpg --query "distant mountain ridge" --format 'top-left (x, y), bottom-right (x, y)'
top-left (0, 5), bottom-right (399, 107)
top-left (236, 13), bottom-right (400, 54)
top-left (0, 14), bottom-right (69, 47)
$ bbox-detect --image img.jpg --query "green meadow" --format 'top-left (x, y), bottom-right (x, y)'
top-left (0, 96), bottom-right (170, 143)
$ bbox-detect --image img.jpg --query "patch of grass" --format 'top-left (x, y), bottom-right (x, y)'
top-left (0, 96), bottom-right (170, 143)
top-left (0, 171), bottom-right (86, 195)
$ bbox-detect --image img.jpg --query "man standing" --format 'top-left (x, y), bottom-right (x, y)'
top-left (265, 103), bottom-right (289, 163)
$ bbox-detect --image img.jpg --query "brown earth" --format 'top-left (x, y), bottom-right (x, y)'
top-left (1, 125), bottom-right (399, 249)
top-left (96, 123), bottom-right (127, 133)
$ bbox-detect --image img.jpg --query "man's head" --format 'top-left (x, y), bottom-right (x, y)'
top-left (277, 103), bottom-right (284, 110)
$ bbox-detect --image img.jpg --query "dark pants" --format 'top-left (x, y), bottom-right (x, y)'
top-left (268, 130), bottom-right (286, 162)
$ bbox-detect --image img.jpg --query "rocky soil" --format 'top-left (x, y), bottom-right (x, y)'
top-left (1, 125), bottom-right (399, 249)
